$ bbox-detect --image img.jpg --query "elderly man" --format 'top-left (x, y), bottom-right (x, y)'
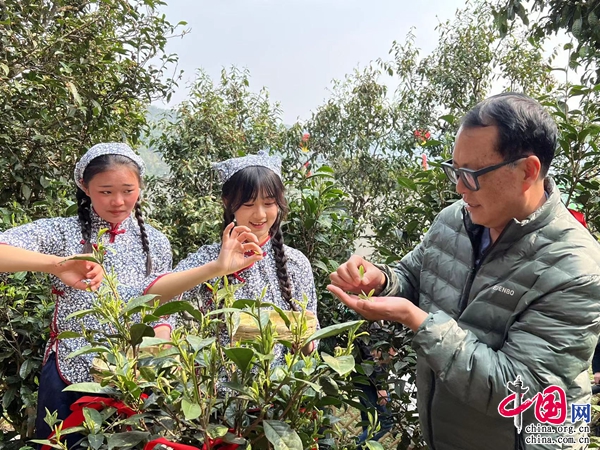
top-left (329, 93), bottom-right (600, 449)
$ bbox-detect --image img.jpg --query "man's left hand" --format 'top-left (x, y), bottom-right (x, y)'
top-left (327, 285), bottom-right (429, 332)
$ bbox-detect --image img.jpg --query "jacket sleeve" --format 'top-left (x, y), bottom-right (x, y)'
top-left (376, 239), bottom-right (425, 305)
top-left (0, 218), bottom-right (67, 256)
top-left (411, 273), bottom-right (600, 416)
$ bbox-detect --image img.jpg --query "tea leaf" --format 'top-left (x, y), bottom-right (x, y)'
top-left (129, 323), bottom-right (155, 347)
top-left (224, 347), bottom-right (255, 375)
top-left (107, 431), bottom-right (149, 450)
top-left (63, 382), bottom-right (118, 395)
top-left (263, 420), bottom-right (303, 450)
top-left (181, 398), bottom-right (202, 420)
top-left (365, 441), bottom-right (385, 450)
top-left (57, 331), bottom-right (82, 339)
top-left (305, 320), bottom-right (363, 344)
top-left (187, 335), bottom-right (216, 352)
top-left (322, 353), bottom-right (355, 376)
top-left (207, 424), bottom-right (229, 439)
top-left (122, 295), bottom-right (156, 314)
top-left (83, 407), bottom-right (103, 434)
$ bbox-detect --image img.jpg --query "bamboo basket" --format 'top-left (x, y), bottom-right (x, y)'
top-left (91, 346), bottom-right (162, 383)
top-left (232, 310), bottom-right (317, 343)
top-left (91, 358), bottom-right (113, 384)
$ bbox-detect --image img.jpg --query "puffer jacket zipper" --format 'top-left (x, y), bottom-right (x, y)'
top-left (428, 213), bottom-right (513, 448)
top-left (458, 216), bottom-right (512, 313)
top-left (427, 371), bottom-right (437, 450)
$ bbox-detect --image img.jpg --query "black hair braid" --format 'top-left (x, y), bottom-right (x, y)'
top-left (271, 225), bottom-right (296, 311)
top-left (134, 201), bottom-right (153, 276)
top-left (76, 188), bottom-right (93, 253)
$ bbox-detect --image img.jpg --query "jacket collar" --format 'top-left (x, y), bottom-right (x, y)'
top-left (463, 177), bottom-right (564, 252)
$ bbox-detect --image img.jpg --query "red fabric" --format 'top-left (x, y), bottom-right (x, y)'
top-left (42, 395), bottom-right (236, 450)
top-left (200, 429), bottom-right (240, 450)
top-left (41, 396), bottom-right (142, 450)
top-left (108, 223), bottom-right (125, 243)
top-left (200, 440), bottom-right (239, 450)
top-left (143, 273), bottom-right (169, 295)
top-left (145, 437), bottom-right (201, 450)
top-left (568, 209), bottom-right (588, 228)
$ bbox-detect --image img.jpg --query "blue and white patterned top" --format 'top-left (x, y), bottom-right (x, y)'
top-left (0, 210), bottom-right (172, 384)
top-left (157, 238), bottom-right (319, 366)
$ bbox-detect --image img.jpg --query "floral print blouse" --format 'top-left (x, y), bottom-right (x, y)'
top-left (0, 210), bottom-right (172, 384)
top-left (149, 237), bottom-right (319, 366)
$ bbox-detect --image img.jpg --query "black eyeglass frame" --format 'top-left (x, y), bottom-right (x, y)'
top-left (441, 157), bottom-right (527, 191)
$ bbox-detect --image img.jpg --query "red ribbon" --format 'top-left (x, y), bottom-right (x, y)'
top-left (41, 396), bottom-right (141, 450)
top-left (145, 437), bottom-right (201, 450)
top-left (42, 395), bottom-right (238, 450)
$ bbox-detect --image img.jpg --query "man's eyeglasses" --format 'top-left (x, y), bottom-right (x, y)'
top-left (441, 157), bottom-right (526, 191)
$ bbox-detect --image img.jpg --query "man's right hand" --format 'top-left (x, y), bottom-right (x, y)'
top-left (329, 255), bottom-right (386, 295)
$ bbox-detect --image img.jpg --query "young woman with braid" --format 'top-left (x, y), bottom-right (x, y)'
top-left (145, 151), bottom-right (320, 362)
top-left (0, 143), bottom-right (174, 445)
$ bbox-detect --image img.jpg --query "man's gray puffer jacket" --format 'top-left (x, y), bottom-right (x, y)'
top-left (379, 178), bottom-right (600, 450)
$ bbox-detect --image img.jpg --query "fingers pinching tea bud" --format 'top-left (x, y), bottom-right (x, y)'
top-left (358, 265), bottom-right (365, 280)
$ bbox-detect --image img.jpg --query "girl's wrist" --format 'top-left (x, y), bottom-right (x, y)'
top-left (42, 254), bottom-right (62, 275)
top-left (207, 260), bottom-right (226, 278)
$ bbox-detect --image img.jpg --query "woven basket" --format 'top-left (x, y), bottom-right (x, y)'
top-left (91, 346), bottom-right (161, 384)
top-left (232, 310), bottom-right (317, 343)
top-left (91, 358), bottom-right (113, 384)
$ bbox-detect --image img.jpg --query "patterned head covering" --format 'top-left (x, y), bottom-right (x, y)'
top-left (74, 143), bottom-right (146, 190)
top-left (212, 150), bottom-right (282, 184)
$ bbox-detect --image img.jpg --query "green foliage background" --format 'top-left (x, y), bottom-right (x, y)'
top-left (2, 0), bottom-right (600, 448)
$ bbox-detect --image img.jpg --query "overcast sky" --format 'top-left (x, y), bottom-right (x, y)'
top-left (155, 0), bottom-right (471, 124)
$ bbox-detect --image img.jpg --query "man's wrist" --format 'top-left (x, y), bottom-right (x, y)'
top-left (373, 271), bottom-right (388, 296)
top-left (401, 304), bottom-right (429, 332)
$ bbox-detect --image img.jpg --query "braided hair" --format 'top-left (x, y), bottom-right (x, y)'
top-left (221, 166), bottom-right (295, 310)
top-left (76, 188), bottom-right (93, 254)
top-left (77, 154), bottom-right (153, 276)
top-left (134, 200), bottom-right (153, 275)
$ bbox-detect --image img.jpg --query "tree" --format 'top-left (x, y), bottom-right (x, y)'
top-left (493, 0), bottom-right (600, 81)
top-left (492, 0), bottom-right (600, 236)
top-left (291, 0), bottom-right (557, 262)
top-left (0, 0), bottom-right (184, 442)
top-left (148, 67), bottom-right (286, 261)
top-left (0, 0), bottom-right (185, 209)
